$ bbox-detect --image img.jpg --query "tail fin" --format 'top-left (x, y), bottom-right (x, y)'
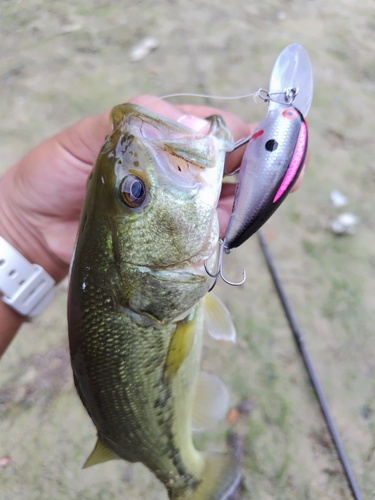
top-left (170, 453), bottom-right (242, 500)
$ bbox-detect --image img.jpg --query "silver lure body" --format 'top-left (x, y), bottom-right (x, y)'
top-left (224, 105), bottom-right (307, 250)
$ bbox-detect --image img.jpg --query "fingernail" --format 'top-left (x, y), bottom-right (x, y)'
top-left (178, 114), bottom-right (209, 132)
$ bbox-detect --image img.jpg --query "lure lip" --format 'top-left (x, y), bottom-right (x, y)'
top-left (268, 43), bottom-right (313, 117)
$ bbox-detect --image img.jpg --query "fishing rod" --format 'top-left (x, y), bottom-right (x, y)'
top-left (257, 229), bottom-right (362, 500)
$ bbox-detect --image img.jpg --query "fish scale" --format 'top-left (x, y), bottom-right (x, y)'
top-left (72, 268), bottom-right (205, 490)
top-left (72, 269), bottom-right (189, 471)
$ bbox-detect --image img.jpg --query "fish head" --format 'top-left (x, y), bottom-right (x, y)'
top-left (87, 103), bottom-right (233, 270)
top-left (75, 104), bottom-right (234, 323)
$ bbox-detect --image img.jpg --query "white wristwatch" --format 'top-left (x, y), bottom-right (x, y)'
top-left (0, 235), bottom-right (55, 318)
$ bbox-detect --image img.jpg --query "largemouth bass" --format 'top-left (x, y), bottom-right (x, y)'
top-left (68, 103), bottom-right (241, 499)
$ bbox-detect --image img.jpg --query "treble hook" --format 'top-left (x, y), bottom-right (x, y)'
top-left (204, 239), bottom-right (246, 289)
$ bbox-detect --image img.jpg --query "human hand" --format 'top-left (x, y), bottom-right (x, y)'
top-left (0, 109), bottom-right (112, 283)
top-left (0, 95), bottom-right (307, 284)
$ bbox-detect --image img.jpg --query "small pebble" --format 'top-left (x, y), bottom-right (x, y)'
top-left (130, 37), bottom-right (159, 62)
top-left (330, 189), bottom-right (348, 208)
top-left (277, 11), bottom-right (287, 21)
top-left (329, 212), bottom-right (358, 235)
top-left (360, 405), bottom-right (371, 420)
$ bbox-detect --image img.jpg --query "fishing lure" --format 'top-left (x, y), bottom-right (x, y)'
top-left (206, 43), bottom-right (313, 286)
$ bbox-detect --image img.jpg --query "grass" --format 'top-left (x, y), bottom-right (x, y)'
top-left (1, 0), bottom-right (375, 498)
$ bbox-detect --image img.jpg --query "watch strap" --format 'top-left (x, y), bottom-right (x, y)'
top-left (0, 235), bottom-right (55, 317)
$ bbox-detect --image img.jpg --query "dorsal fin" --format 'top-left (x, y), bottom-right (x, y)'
top-left (164, 311), bottom-right (196, 380)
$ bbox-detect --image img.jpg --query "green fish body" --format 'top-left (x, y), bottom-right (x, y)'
top-left (68, 104), bottom-right (241, 499)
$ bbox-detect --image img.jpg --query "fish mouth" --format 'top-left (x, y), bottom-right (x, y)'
top-left (122, 248), bottom-right (215, 277)
top-left (119, 227), bottom-right (218, 277)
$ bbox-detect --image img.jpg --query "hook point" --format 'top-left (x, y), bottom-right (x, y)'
top-left (204, 240), bottom-right (246, 287)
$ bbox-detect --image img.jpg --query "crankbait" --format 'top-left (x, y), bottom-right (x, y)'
top-left (206, 43), bottom-right (313, 286)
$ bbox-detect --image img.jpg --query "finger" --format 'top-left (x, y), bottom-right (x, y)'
top-left (129, 94), bottom-right (188, 122)
top-left (217, 196), bottom-right (235, 238)
top-left (130, 95), bottom-right (251, 141)
top-left (177, 103), bottom-right (251, 140)
top-left (176, 104), bottom-right (256, 174)
top-left (220, 183), bottom-right (236, 199)
top-left (130, 96), bottom-right (257, 173)
top-left (56, 109), bottom-right (111, 167)
top-left (224, 122), bottom-right (257, 174)
top-left (290, 162), bottom-right (306, 192)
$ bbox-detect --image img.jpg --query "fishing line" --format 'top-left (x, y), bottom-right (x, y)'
top-left (158, 91), bottom-right (259, 101)
top-left (108, 90), bottom-right (262, 144)
top-left (257, 229), bottom-right (363, 500)
top-left (142, 90), bottom-right (261, 108)
top-left (142, 88), bottom-right (299, 109)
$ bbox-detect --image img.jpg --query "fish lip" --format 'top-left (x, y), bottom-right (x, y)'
top-left (120, 258), bottom-right (207, 274)
top-left (161, 245), bottom-right (215, 269)
top-left (131, 238), bottom-right (217, 270)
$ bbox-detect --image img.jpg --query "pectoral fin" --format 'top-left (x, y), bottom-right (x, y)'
top-left (204, 293), bottom-right (236, 343)
top-left (82, 435), bottom-right (119, 469)
top-left (164, 311), bottom-right (196, 380)
top-left (192, 372), bottom-right (229, 432)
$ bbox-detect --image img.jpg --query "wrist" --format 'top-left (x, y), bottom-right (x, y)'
top-left (0, 300), bottom-right (24, 356)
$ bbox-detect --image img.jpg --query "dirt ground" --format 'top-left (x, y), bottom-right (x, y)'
top-left (1, 1), bottom-right (375, 499)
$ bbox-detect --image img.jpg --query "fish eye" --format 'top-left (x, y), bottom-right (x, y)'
top-left (120, 175), bottom-right (146, 208)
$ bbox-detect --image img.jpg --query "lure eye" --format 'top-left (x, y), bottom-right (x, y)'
top-left (282, 108), bottom-right (299, 120)
top-left (120, 175), bottom-right (146, 208)
top-left (265, 139), bottom-right (278, 152)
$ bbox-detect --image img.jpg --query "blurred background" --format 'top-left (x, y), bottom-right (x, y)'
top-left (1, 1), bottom-right (375, 498)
